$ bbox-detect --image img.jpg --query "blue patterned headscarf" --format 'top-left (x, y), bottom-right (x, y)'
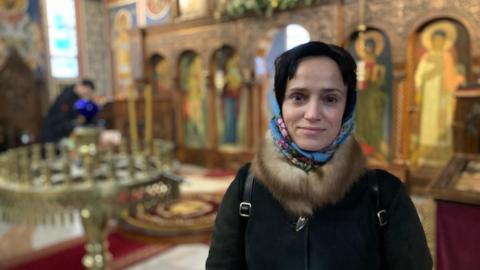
top-left (268, 89), bottom-right (355, 172)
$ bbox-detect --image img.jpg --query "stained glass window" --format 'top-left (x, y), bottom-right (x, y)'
top-left (46, 0), bottom-right (79, 78)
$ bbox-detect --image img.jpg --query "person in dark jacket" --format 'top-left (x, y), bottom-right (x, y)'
top-left (40, 78), bottom-right (95, 143)
top-left (206, 41), bottom-right (432, 270)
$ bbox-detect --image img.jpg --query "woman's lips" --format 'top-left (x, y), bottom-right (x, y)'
top-left (298, 127), bottom-right (326, 135)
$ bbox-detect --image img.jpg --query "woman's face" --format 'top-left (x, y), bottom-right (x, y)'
top-left (281, 57), bottom-right (347, 151)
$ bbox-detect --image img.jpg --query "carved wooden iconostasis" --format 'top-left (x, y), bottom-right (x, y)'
top-left (0, 0), bottom-right (47, 149)
top-left (0, 51), bottom-right (44, 147)
top-left (341, 0), bottom-right (480, 187)
top-left (106, 0), bottom-right (480, 186)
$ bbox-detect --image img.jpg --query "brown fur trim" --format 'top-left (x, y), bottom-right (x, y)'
top-left (251, 133), bottom-right (367, 216)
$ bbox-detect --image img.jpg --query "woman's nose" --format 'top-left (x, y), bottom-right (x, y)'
top-left (304, 100), bottom-right (321, 121)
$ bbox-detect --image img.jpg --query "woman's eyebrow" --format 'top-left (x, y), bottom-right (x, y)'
top-left (286, 88), bottom-right (345, 95)
top-left (286, 87), bottom-right (310, 92)
top-left (322, 88), bottom-right (345, 94)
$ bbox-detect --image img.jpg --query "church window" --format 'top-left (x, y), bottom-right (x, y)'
top-left (45, 0), bottom-right (79, 78)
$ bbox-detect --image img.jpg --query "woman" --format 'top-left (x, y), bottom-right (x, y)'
top-left (206, 41), bottom-right (432, 269)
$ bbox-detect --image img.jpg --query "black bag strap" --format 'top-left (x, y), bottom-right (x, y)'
top-left (368, 169), bottom-right (388, 227)
top-left (239, 172), bottom-right (254, 219)
top-left (367, 169), bottom-right (388, 267)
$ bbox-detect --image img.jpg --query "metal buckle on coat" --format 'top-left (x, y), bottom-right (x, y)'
top-left (296, 216), bottom-right (308, 231)
top-left (377, 209), bottom-right (388, 227)
top-left (239, 202), bottom-right (251, 217)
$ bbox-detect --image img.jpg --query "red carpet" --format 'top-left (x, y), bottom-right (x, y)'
top-left (9, 232), bottom-right (172, 270)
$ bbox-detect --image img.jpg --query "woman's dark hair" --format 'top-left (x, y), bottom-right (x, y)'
top-left (274, 41), bottom-right (357, 122)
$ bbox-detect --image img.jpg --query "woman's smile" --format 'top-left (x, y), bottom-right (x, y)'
top-left (297, 126), bottom-right (327, 135)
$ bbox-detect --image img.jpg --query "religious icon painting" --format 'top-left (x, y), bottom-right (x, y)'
top-left (411, 19), bottom-right (469, 166)
top-left (144, 0), bottom-right (171, 25)
top-left (109, 1), bottom-right (138, 33)
top-left (111, 9), bottom-right (134, 99)
top-left (0, 0), bottom-right (45, 77)
top-left (149, 53), bottom-right (170, 94)
top-left (109, 2), bottom-right (137, 99)
top-left (211, 46), bottom-right (247, 150)
top-left (347, 28), bottom-right (393, 163)
top-left (178, 0), bottom-right (208, 19)
top-left (179, 51), bottom-right (209, 148)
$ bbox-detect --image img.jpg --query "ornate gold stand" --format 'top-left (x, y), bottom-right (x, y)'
top-left (81, 206), bottom-right (111, 269)
top-left (0, 127), bottom-right (180, 269)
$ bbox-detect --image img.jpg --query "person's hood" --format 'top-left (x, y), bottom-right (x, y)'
top-left (251, 132), bottom-right (367, 216)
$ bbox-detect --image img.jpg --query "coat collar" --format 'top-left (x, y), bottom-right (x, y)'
top-left (251, 132), bottom-right (367, 216)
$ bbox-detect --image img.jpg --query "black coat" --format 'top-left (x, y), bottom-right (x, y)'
top-left (206, 164), bottom-right (432, 270)
top-left (40, 86), bottom-right (79, 143)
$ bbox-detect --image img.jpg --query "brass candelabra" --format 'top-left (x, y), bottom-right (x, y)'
top-left (0, 127), bottom-right (181, 270)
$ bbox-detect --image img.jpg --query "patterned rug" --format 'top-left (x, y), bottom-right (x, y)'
top-left (119, 193), bottom-right (222, 237)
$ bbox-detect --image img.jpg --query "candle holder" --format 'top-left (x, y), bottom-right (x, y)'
top-left (0, 127), bottom-right (181, 270)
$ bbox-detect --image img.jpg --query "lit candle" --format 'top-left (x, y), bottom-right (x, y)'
top-left (144, 84), bottom-right (153, 152)
top-left (127, 86), bottom-right (139, 152)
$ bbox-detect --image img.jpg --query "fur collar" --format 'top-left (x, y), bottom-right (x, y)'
top-left (251, 132), bottom-right (367, 216)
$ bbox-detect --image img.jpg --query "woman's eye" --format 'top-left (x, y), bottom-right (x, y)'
top-left (323, 95), bottom-right (338, 104)
top-left (291, 94), bottom-right (305, 102)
